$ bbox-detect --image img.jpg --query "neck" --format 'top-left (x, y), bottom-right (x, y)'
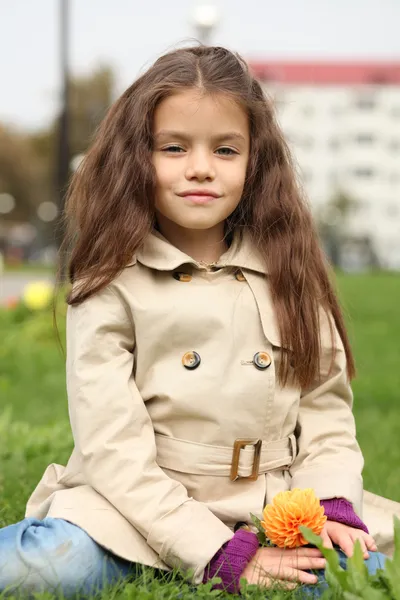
top-left (155, 217), bottom-right (228, 264)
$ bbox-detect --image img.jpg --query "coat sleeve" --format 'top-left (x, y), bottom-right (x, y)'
top-left (288, 312), bottom-right (364, 516)
top-left (66, 283), bottom-right (233, 583)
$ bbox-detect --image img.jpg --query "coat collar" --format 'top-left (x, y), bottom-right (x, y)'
top-left (132, 228), bottom-right (268, 275)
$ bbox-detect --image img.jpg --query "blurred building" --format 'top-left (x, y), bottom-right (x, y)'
top-left (250, 61), bottom-right (400, 270)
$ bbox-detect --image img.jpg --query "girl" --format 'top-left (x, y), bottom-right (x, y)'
top-left (0, 45), bottom-right (395, 597)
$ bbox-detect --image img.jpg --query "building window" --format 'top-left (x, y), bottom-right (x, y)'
top-left (353, 167), bottom-right (375, 178)
top-left (355, 95), bottom-right (376, 110)
top-left (301, 136), bottom-right (315, 150)
top-left (355, 133), bottom-right (375, 145)
top-left (387, 204), bottom-right (399, 218)
top-left (391, 106), bottom-right (400, 118)
top-left (330, 171), bottom-right (339, 184)
top-left (302, 105), bottom-right (315, 117)
top-left (330, 138), bottom-right (341, 151)
top-left (331, 106), bottom-right (343, 116)
top-left (389, 140), bottom-right (400, 152)
top-left (302, 170), bottom-right (313, 183)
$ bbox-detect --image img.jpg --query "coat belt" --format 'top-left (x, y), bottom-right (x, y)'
top-left (155, 433), bottom-right (297, 479)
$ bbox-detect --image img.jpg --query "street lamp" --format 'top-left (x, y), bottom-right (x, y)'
top-left (55, 0), bottom-right (70, 277)
top-left (192, 3), bottom-right (219, 45)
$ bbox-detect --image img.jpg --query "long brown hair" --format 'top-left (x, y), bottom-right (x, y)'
top-left (59, 44), bottom-right (355, 388)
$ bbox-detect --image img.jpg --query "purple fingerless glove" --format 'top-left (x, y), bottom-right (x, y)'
top-left (321, 498), bottom-right (369, 534)
top-left (202, 529), bottom-right (259, 594)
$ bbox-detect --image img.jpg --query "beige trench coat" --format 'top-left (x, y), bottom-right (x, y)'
top-left (26, 229), bottom-right (400, 583)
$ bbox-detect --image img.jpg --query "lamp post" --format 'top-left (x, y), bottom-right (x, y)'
top-left (192, 4), bottom-right (219, 45)
top-left (55, 0), bottom-right (70, 261)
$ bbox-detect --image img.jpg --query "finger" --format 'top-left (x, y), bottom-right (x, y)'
top-left (286, 547), bottom-right (324, 558)
top-left (355, 535), bottom-right (369, 559)
top-left (338, 534), bottom-right (355, 558)
top-left (351, 533), bottom-right (372, 559)
top-left (260, 565), bottom-right (319, 585)
top-left (285, 556), bottom-right (326, 571)
top-left (320, 530), bottom-right (334, 550)
top-left (254, 576), bottom-right (298, 591)
top-left (363, 534), bottom-right (378, 553)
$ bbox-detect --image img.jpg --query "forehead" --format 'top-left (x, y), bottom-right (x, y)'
top-left (153, 88), bottom-right (249, 138)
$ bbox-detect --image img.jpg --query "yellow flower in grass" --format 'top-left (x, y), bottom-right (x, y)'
top-left (261, 488), bottom-right (327, 549)
top-left (23, 281), bottom-right (54, 311)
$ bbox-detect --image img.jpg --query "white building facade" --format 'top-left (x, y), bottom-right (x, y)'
top-left (249, 61), bottom-right (400, 269)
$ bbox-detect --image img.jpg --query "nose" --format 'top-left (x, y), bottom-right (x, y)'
top-left (185, 148), bottom-right (215, 181)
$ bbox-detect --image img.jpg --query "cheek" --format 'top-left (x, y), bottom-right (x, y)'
top-left (153, 158), bottom-right (176, 191)
top-left (228, 171), bottom-right (247, 197)
top-left (224, 158), bottom-right (247, 190)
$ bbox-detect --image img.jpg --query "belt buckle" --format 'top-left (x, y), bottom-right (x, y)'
top-left (230, 438), bottom-right (262, 482)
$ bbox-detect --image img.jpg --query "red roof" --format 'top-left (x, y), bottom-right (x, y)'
top-left (248, 61), bottom-right (400, 85)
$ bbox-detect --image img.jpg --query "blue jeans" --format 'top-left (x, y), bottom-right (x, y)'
top-left (302, 546), bottom-right (387, 597)
top-left (0, 518), bottom-right (387, 598)
top-left (0, 518), bottom-right (141, 597)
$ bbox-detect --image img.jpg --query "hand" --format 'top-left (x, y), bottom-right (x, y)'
top-left (320, 520), bottom-right (378, 559)
top-left (240, 546), bottom-right (326, 590)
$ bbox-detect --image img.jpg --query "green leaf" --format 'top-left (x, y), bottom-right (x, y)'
top-left (250, 512), bottom-right (268, 545)
top-left (392, 515), bottom-right (400, 567)
top-left (343, 592), bottom-right (362, 600)
top-left (300, 526), bottom-right (350, 591)
top-left (380, 519), bottom-right (400, 600)
top-left (361, 589), bottom-right (393, 600)
top-left (250, 512), bottom-right (263, 533)
top-left (346, 539), bottom-right (369, 592)
top-left (348, 539), bottom-right (367, 574)
top-left (383, 558), bottom-right (400, 600)
top-left (299, 526), bottom-right (322, 548)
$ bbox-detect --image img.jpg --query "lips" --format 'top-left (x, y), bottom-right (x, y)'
top-left (177, 189), bottom-right (221, 205)
top-left (178, 189), bottom-right (220, 198)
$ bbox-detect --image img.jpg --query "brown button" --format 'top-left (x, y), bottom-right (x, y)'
top-left (182, 351), bottom-right (201, 370)
top-left (235, 269), bottom-right (246, 282)
top-left (173, 272), bottom-right (192, 282)
top-left (253, 351), bottom-right (272, 370)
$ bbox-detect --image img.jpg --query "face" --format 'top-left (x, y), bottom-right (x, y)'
top-left (152, 88), bottom-right (250, 235)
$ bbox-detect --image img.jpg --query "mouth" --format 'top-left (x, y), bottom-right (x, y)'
top-left (177, 190), bottom-right (221, 205)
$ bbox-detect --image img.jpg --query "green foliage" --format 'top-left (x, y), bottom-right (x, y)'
top-left (250, 512), bottom-right (270, 545)
top-left (338, 273), bottom-right (400, 502)
top-left (301, 522), bottom-right (400, 599)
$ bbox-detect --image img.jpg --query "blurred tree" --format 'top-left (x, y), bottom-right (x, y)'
top-left (0, 66), bottom-right (115, 253)
top-left (0, 125), bottom-right (41, 222)
top-left (29, 65), bottom-right (115, 202)
top-left (317, 189), bottom-right (378, 269)
top-left (329, 189), bottom-right (358, 223)
top-left (69, 65), bottom-right (114, 157)
top-left (316, 189), bottom-right (359, 266)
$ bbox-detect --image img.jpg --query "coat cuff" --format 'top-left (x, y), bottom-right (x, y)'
top-left (321, 498), bottom-right (369, 534)
top-left (290, 468), bottom-right (363, 517)
top-left (147, 499), bottom-right (234, 584)
top-left (202, 529), bottom-right (259, 594)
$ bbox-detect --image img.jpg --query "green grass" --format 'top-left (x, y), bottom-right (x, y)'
top-left (0, 272), bottom-right (399, 598)
top-left (337, 273), bottom-right (400, 502)
top-left (3, 263), bottom-right (55, 274)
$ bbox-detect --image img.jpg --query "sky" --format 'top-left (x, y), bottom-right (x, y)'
top-left (1, 0), bottom-right (399, 131)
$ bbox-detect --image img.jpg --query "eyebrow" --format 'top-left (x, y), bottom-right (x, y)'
top-left (154, 130), bottom-right (247, 143)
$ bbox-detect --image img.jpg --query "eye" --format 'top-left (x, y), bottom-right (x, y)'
top-left (162, 145), bottom-right (185, 153)
top-left (216, 147), bottom-right (238, 156)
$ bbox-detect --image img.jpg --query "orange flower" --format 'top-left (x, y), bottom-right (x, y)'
top-left (261, 488), bottom-right (327, 549)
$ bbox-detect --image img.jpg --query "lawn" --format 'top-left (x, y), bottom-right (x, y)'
top-left (0, 271), bottom-right (399, 598)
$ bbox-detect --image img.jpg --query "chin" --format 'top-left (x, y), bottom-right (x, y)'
top-left (178, 219), bottom-right (221, 230)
